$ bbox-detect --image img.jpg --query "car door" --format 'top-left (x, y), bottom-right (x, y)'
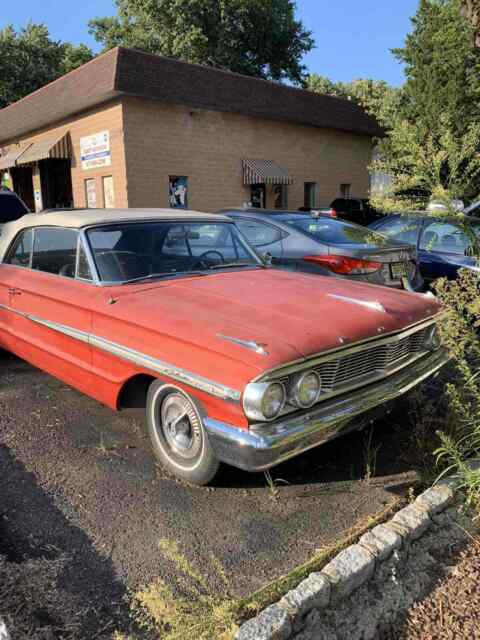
top-left (418, 220), bottom-right (474, 283)
top-left (4, 226), bottom-right (97, 394)
top-left (233, 217), bottom-right (285, 262)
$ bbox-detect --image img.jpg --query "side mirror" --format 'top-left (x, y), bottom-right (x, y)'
top-left (262, 252), bottom-right (273, 266)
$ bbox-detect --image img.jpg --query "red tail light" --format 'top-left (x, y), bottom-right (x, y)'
top-left (303, 255), bottom-right (382, 275)
top-left (330, 208), bottom-right (337, 218)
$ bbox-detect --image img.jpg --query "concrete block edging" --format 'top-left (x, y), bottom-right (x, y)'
top-left (235, 475), bottom-right (461, 640)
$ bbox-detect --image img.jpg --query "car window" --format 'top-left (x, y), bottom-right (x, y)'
top-left (0, 193), bottom-right (29, 223)
top-left (419, 221), bottom-right (480, 255)
top-left (282, 216), bottom-right (389, 246)
top-left (4, 229), bottom-right (34, 267)
top-left (374, 217), bottom-right (421, 245)
top-left (77, 243), bottom-right (93, 280)
top-left (234, 219), bottom-right (283, 247)
top-left (87, 221), bottom-right (260, 282)
top-left (31, 228), bottom-right (78, 278)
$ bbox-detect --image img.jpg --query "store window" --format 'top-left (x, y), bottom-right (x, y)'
top-left (102, 176), bottom-right (115, 209)
top-left (304, 182), bottom-right (317, 209)
top-left (340, 183), bottom-right (351, 199)
top-left (273, 185), bottom-right (288, 209)
top-left (85, 178), bottom-right (97, 208)
top-left (169, 176), bottom-right (188, 209)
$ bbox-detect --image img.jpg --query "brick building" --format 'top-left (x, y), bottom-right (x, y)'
top-left (0, 47), bottom-right (382, 213)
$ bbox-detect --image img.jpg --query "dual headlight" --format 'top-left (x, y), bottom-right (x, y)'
top-left (243, 370), bottom-right (322, 422)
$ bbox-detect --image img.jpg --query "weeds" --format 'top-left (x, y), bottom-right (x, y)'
top-left (362, 427), bottom-right (381, 482)
top-left (432, 269), bottom-right (480, 509)
top-left (263, 470), bottom-right (289, 500)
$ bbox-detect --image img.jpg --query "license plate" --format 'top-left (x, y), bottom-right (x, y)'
top-left (390, 263), bottom-right (407, 279)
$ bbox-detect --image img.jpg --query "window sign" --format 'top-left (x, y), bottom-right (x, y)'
top-left (80, 131), bottom-right (111, 170)
top-left (102, 176), bottom-right (115, 208)
top-left (169, 176), bottom-right (188, 209)
top-left (85, 178), bottom-right (97, 208)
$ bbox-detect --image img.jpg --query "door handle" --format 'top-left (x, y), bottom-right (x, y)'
top-left (8, 288), bottom-right (21, 296)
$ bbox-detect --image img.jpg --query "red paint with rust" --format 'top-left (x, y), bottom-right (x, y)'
top-left (0, 260), bottom-right (441, 430)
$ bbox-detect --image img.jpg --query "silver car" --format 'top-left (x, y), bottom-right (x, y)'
top-left (221, 209), bottom-right (422, 290)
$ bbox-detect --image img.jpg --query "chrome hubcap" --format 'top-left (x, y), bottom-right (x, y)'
top-left (160, 393), bottom-right (201, 460)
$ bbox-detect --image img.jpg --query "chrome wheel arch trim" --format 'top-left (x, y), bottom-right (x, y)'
top-left (0, 303), bottom-right (241, 402)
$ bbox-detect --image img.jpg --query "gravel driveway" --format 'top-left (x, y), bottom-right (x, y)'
top-left (0, 353), bottom-right (420, 603)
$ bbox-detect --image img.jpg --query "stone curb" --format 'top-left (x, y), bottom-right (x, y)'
top-left (235, 473), bottom-right (464, 640)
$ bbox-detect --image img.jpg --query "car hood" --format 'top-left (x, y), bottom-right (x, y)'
top-left (100, 268), bottom-right (441, 379)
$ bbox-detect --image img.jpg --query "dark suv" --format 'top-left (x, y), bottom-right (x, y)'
top-left (0, 190), bottom-right (29, 225)
top-left (330, 198), bottom-right (381, 226)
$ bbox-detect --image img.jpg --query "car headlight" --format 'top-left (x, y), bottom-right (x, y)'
top-left (243, 381), bottom-right (286, 421)
top-left (425, 324), bottom-right (441, 351)
top-left (289, 370), bottom-right (321, 408)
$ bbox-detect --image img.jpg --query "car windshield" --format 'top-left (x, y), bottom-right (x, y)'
top-left (86, 220), bottom-right (263, 283)
top-left (0, 193), bottom-right (29, 223)
top-left (280, 215), bottom-right (389, 246)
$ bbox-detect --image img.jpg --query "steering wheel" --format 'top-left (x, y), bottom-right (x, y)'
top-left (192, 250), bottom-right (225, 269)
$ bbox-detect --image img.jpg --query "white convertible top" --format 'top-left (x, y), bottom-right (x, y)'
top-left (0, 208), bottom-right (228, 261)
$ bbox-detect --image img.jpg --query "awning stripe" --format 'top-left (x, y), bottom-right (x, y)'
top-left (17, 133), bottom-right (70, 165)
top-left (0, 143), bottom-right (33, 170)
top-left (243, 159), bottom-right (293, 185)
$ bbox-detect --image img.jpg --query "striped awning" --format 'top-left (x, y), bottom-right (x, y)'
top-left (243, 159), bottom-right (293, 185)
top-left (17, 133), bottom-right (70, 165)
top-left (0, 143), bottom-right (33, 170)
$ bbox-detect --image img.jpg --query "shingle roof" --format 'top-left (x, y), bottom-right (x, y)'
top-left (0, 47), bottom-right (383, 144)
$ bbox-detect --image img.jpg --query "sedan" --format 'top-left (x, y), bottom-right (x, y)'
top-left (0, 209), bottom-right (447, 485)
top-left (220, 209), bottom-right (422, 290)
top-left (369, 214), bottom-right (480, 286)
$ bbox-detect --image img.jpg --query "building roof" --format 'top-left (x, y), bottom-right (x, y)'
top-left (0, 47), bottom-right (384, 145)
top-left (0, 208), bottom-right (227, 259)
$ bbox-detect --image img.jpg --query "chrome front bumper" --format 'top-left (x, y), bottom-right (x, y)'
top-left (204, 348), bottom-right (449, 472)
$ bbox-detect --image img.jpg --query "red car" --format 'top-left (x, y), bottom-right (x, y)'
top-left (0, 210), bottom-right (448, 484)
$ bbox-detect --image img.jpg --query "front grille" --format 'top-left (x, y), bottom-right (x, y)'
top-left (314, 326), bottom-right (429, 394)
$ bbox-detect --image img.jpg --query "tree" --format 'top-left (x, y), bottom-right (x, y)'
top-left (0, 23), bottom-right (94, 108)
top-left (393, 0), bottom-right (480, 139)
top-left (307, 75), bottom-right (402, 129)
top-left (89, 0), bottom-right (314, 84)
top-left (463, 0), bottom-right (480, 46)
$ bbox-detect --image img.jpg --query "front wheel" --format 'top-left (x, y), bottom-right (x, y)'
top-left (146, 381), bottom-right (220, 485)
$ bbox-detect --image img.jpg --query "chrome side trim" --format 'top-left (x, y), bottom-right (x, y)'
top-left (0, 303), bottom-right (241, 402)
top-left (205, 347), bottom-right (450, 472)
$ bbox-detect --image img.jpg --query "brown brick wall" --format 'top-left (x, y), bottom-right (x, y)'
top-left (13, 101), bottom-right (128, 209)
top-left (123, 97), bottom-right (373, 212)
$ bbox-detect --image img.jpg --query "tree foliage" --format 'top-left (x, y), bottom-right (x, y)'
top-left (88, 0), bottom-right (314, 84)
top-left (394, 0), bottom-right (480, 138)
top-left (0, 23), bottom-right (94, 108)
top-left (306, 75), bottom-right (402, 129)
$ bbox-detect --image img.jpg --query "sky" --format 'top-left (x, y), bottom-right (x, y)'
top-left (3, 0), bottom-right (420, 86)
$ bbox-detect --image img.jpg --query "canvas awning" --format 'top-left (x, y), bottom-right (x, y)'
top-left (0, 143), bottom-right (33, 170)
top-left (17, 133), bottom-right (70, 165)
top-left (242, 159), bottom-right (293, 185)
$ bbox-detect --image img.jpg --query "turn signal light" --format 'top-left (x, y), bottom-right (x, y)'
top-left (303, 255), bottom-right (382, 275)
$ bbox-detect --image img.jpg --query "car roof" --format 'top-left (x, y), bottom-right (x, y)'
top-left (220, 208), bottom-right (308, 216)
top-left (0, 208), bottom-right (228, 261)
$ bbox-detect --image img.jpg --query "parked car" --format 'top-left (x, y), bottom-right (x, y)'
top-left (220, 209), bottom-right (422, 291)
top-left (329, 198), bottom-right (381, 225)
top-left (0, 190), bottom-right (29, 225)
top-left (0, 209), bottom-right (447, 484)
top-left (369, 213), bottom-right (480, 286)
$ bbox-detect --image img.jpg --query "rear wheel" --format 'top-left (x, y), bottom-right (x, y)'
top-left (146, 381), bottom-right (220, 485)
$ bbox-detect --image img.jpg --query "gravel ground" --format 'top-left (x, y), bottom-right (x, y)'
top-left (381, 525), bottom-right (480, 639)
top-left (0, 354), bottom-right (423, 601)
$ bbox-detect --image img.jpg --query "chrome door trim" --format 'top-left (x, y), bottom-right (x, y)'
top-left (0, 302), bottom-right (241, 402)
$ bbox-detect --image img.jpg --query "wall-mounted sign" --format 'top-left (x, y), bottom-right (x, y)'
top-left (169, 176), bottom-right (188, 209)
top-left (80, 131), bottom-right (111, 171)
top-left (85, 178), bottom-right (97, 208)
top-left (102, 176), bottom-right (115, 209)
